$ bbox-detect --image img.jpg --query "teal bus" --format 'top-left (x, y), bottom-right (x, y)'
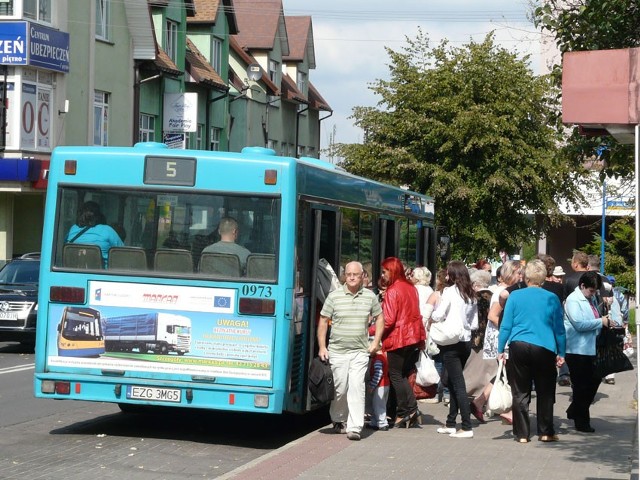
top-left (34, 142), bottom-right (436, 414)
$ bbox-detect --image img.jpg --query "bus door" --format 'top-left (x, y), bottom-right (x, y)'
top-left (297, 205), bottom-right (340, 411)
top-left (379, 217), bottom-right (398, 262)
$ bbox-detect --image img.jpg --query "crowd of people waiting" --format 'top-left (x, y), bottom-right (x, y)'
top-left (317, 250), bottom-right (630, 442)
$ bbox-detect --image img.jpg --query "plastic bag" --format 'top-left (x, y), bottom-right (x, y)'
top-left (415, 350), bottom-right (440, 387)
top-left (487, 361), bottom-right (511, 414)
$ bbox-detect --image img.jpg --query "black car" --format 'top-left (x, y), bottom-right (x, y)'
top-left (0, 253), bottom-right (40, 345)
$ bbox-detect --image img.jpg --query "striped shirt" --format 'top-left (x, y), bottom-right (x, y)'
top-left (320, 284), bottom-right (383, 354)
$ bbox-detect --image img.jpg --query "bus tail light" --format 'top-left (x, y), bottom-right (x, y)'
top-left (50, 286), bottom-right (85, 303)
top-left (239, 298), bottom-right (275, 315)
top-left (41, 380), bottom-right (71, 395)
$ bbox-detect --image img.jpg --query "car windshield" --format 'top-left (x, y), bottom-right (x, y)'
top-left (0, 260), bottom-right (40, 285)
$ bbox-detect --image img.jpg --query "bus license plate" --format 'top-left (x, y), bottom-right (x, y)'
top-left (126, 385), bottom-right (181, 403)
top-left (0, 312), bottom-right (18, 320)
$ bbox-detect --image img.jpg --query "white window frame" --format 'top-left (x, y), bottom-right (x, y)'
top-left (210, 127), bottom-right (221, 151)
top-left (139, 114), bottom-right (155, 142)
top-left (211, 37), bottom-right (222, 73)
top-left (93, 91), bottom-right (109, 146)
top-left (166, 19), bottom-right (178, 63)
top-left (95, 0), bottom-right (110, 41)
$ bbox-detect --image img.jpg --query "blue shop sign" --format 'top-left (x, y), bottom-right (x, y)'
top-left (0, 22), bottom-right (27, 65)
top-left (0, 21), bottom-right (69, 73)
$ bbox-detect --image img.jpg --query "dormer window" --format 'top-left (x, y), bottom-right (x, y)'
top-left (269, 60), bottom-right (279, 85)
top-left (211, 37), bottom-right (222, 73)
top-left (166, 19), bottom-right (178, 63)
top-left (297, 71), bottom-right (306, 95)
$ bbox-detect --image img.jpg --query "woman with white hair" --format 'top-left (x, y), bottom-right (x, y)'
top-left (410, 266), bottom-right (434, 329)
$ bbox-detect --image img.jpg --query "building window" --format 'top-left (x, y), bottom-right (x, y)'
top-left (211, 37), bottom-right (222, 73)
top-left (166, 20), bottom-right (178, 63)
top-left (24, 0), bottom-right (51, 22)
top-left (190, 124), bottom-right (204, 149)
top-left (210, 127), bottom-right (221, 151)
top-left (0, 1), bottom-right (14, 15)
top-left (297, 71), bottom-right (306, 94)
top-left (139, 114), bottom-right (155, 142)
top-left (93, 91), bottom-right (109, 146)
top-left (269, 60), bottom-right (279, 84)
top-left (95, 0), bottom-right (110, 40)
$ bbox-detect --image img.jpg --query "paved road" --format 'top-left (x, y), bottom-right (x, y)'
top-left (0, 342), bottom-right (329, 480)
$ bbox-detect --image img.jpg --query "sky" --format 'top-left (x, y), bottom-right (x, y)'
top-left (281, 1), bottom-right (546, 158)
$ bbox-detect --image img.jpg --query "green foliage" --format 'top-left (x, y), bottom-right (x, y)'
top-left (583, 218), bottom-right (635, 294)
top-left (534, 0), bottom-right (640, 53)
top-left (336, 31), bottom-right (582, 260)
top-left (533, 0), bottom-right (640, 178)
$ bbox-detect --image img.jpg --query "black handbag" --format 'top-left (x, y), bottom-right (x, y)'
top-left (593, 326), bottom-right (633, 379)
top-left (308, 357), bottom-right (335, 403)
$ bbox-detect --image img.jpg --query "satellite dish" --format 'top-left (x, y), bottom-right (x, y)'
top-left (246, 63), bottom-right (261, 82)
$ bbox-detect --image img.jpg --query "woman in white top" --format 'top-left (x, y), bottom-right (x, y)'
top-left (470, 261), bottom-right (522, 424)
top-left (411, 266), bottom-right (434, 329)
top-left (428, 261), bottom-right (478, 438)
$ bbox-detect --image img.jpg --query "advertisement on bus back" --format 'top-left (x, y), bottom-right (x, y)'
top-left (46, 282), bottom-right (273, 381)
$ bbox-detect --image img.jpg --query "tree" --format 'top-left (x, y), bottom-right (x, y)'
top-left (583, 218), bottom-right (636, 294)
top-left (336, 31), bottom-right (582, 260)
top-left (533, 0), bottom-right (640, 178)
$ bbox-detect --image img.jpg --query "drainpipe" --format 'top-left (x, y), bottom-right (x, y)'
top-left (205, 89), bottom-right (229, 150)
top-left (318, 111), bottom-right (333, 157)
top-left (0, 65), bottom-right (7, 151)
top-left (133, 66), bottom-right (162, 145)
top-left (295, 104), bottom-right (309, 158)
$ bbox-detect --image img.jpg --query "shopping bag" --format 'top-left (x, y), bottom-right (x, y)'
top-left (308, 357), bottom-right (335, 403)
top-left (487, 361), bottom-right (512, 414)
top-left (594, 326), bottom-right (634, 378)
top-left (415, 350), bottom-right (440, 387)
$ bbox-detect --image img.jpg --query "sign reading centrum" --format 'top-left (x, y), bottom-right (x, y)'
top-left (0, 21), bottom-right (70, 73)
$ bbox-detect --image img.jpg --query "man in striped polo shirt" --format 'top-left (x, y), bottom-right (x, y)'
top-left (317, 261), bottom-right (385, 441)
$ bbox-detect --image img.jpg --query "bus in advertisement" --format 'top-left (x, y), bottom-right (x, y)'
top-left (34, 142), bottom-right (436, 415)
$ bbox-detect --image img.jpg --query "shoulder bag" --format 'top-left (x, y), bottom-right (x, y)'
top-left (308, 357), bottom-right (335, 403)
top-left (430, 315), bottom-right (463, 346)
top-left (593, 325), bottom-right (633, 378)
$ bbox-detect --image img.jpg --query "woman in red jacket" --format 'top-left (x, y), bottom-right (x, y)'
top-left (381, 257), bottom-right (426, 428)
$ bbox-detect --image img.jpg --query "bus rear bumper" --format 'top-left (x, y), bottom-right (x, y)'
top-left (34, 374), bottom-right (284, 414)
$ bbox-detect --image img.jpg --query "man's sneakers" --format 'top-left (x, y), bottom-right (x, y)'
top-left (346, 431), bottom-right (361, 441)
top-left (558, 376), bottom-right (571, 387)
top-left (332, 422), bottom-right (346, 434)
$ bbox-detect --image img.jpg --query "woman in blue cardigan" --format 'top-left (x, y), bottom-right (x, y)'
top-left (564, 271), bottom-right (611, 433)
top-left (498, 260), bottom-right (565, 443)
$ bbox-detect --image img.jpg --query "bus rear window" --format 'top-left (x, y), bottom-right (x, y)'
top-left (53, 187), bottom-right (280, 282)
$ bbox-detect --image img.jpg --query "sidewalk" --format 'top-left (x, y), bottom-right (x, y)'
top-left (221, 365), bottom-right (638, 480)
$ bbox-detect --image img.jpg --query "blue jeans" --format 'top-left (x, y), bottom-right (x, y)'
top-left (433, 353), bottom-right (450, 399)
